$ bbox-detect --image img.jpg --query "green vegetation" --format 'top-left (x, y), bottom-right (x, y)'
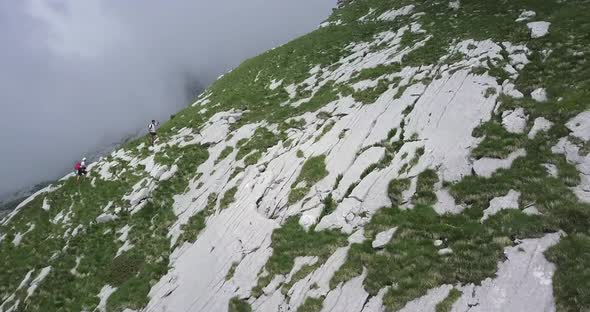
top-left (228, 297), bottom-right (252, 312)
top-left (282, 263), bottom-right (321, 295)
top-left (2, 0), bottom-right (590, 310)
top-left (297, 297), bottom-right (324, 312)
top-left (236, 128), bottom-right (282, 162)
top-left (388, 178), bottom-right (411, 206)
top-left (226, 262), bottom-right (239, 281)
top-left (436, 288), bottom-right (462, 312)
top-left (105, 253), bottom-right (144, 286)
top-left (252, 218), bottom-right (347, 297)
top-left (331, 204), bottom-right (540, 311)
top-left (472, 117), bottom-right (525, 159)
top-left (220, 186), bottom-right (238, 210)
top-left (216, 146), bottom-right (235, 164)
top-left (412, 169), bottom-right (438, 205)
top-left (289, 155), bottom-right (328, 204)
top-left (0, 143), bottom-right (209, 311)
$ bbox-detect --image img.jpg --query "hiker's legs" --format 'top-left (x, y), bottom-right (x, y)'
top-left (149, 132), bottom-right (157, 146)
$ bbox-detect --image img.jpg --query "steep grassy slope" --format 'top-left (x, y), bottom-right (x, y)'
top-left (1, 0), bottom-right (589, 311)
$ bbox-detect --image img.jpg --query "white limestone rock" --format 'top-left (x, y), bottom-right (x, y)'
top-left (348, 229), bottom-right (366, 244)
top-left (543, 163), bottom-right (558, 177)
top-left (268, 246), bottom-right (351, 311)
top-left (552, 137), bottom-right (590, 203)
top-left (285, 257), bottom-right (319, 283)
top-left (96, 214), bottom-right (117, 224)
top-left (516, 10), bottom-right (536, 22)
top-left (528, 117), bottom-right (553, 139)
top-left (473, 149), bottom-right (526, 178)
top-left (159, 165), bottom-right (178, 181)
top-left (26, 266), bottom-right (52, 300)
top-left (361, 287), bottom-right (389, 312)
top-left (96, 285), bottom-right (118, 312)
top-left (502, 108), bottom-right (528, 134)
top-left (299, 213), bottom-right (319, 231)
top-left (448, 0), bottom-right (460, 10)
top-left (12, 223), bottom-right (35, 247)
top-left (321, 269), bottom-right (369, 312)
top-left (433, 189), bottom-right (464, 215)
top-left (523, 205), bottom-right (542, 216)
top-left (269, 79), bottom-right (283, 90)
top-left (527, 21), bottom-right (551, 38)
top-left (41, 198), bottom-right (50, 211)
top-left (502, 82), bottom-right (524, 99)
top-left (398, 285), bottom-right (454, 312)
top-left (378, 5), bottom-right (415, 21)
top-left (531, 88), bottom-right (548, 102)
top-left (565, 111), bottom-right (590, 141)
top-left (263, 275), bottom-right (285, 296)
top-left (481, 189), bottom-right (520, 222)
top-left (372, 227), bottom-right (397, 249)
top-left (438, 248), bottom-right (453, 256)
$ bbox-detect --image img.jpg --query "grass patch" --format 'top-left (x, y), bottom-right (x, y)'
top-left (331, 204), bottom-right (543, 311)
top-left (412, 169), bottom-right (439, 206)
top-left (104, 253), bottom-right (144, 286)
top-left (436, 288), bottom-right (462, 312)
top-left (228, 297), bottom-right (252, 312)
top-left (388, 178), bottom-right (411, 206)
top-left (289, 155), bottom-right (328, 204)
top-left (220, 187), bottom-right (238, 210)
top-left (297, 297), bottom-right (324, 312)
top-left (226, 262), bottom-right (239, 281)
top-left (252, 218), bottom-right (347, 298)
top-left (216, 146), bottom-right (234, 164)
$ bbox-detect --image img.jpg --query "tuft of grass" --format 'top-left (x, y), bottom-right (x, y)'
top-left (244, 151), bottom-right (263, 166)
top-left (320, 194), bottom-right (337, 220)
top-left (104, 253), bottom-right (144, 287)
top-left (225, 262), bottom-right (239, 281)
top-left (388, 178), bottom-right (411, 206)
top-left (282, 263), bottom-right (321, 295)
top-left (216, 146), bottom-right (234, 164)
top-left (412, 169), bottom-right (439, 205)
top-left (297, 297), bottom-right (324, 312)
top-left (289, 155), bottom-right (328, 204)
top-left (228, 297), bottom-right (252, 312)
top-left (472, 118), bottom-right (525, 159)
top-left (545, 234), bottom-right (590, 311)
top-left (236, 128), bottom-right (282, 161)
top-left (220, 187), bottom-right (238, 210)
top-left (436, 288), bottom-right (462, 312)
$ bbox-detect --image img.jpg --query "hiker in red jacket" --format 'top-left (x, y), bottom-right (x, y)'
top-left (75, 157), bottom-right (88, 182)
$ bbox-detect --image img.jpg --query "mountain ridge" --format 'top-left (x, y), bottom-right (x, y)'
top-left (1, 0), bottom-right (589, 311)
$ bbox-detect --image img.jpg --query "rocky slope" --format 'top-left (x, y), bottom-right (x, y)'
top-left (1, 0), bottom-right (589, 311)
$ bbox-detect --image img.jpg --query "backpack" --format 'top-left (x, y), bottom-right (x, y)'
top-left (74, 162), bottom-right (81, 171)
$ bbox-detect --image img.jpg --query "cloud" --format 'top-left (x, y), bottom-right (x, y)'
top-left (0, 0), bottom-right (336, 197)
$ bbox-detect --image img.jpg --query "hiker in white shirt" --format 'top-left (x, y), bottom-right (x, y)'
top-left (148, 120), bottom-right (160, 146)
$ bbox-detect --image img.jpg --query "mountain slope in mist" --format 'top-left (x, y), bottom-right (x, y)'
top-left (1, 0), bottom-right (589, 311)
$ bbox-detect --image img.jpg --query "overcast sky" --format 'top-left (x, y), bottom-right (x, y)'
top-left (0, 0), bottom-right (336, 198)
